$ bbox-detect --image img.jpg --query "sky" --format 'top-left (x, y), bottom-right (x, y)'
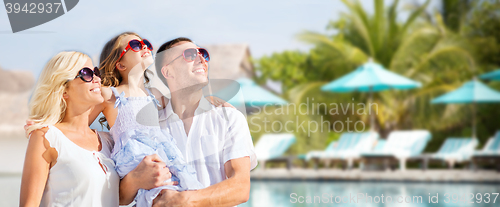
top-left (0, 0), bottom-right (440, 77)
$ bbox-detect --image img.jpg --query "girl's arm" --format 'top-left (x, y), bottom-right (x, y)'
top-left (89, 86), bottom-right (117, 127)
top-left (87, 86), bottom-right (114, 126)
top-left (20, 128), bottom-right (57, 207)
top-left (88, 103), bottom-right (105, 126)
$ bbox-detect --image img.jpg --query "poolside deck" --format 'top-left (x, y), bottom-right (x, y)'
top-left (251, 168), bottom-right (500, 183)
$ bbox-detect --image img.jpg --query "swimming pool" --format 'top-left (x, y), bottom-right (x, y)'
top-left (4, 175), bottom-right (499, 207)
top-left (241, 180), bottom-right (500, 207)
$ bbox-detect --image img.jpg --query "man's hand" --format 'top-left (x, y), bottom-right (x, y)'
top-left (152, 190), bottom-right (195, 207)
top-left (151, 157), bottom-right (251, 207)
top-left (205, 96), bottom-right (235, 109)
top-left (24, 120), bottom-right (34, 131)
top-left (24, 120), bottom-right (35, 136)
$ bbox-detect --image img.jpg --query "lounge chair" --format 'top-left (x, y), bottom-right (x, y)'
top-left (371, 139), bottom-right (386, 152)
top-left (296, 141), bottom-right (337, 168)
top-left (360, 130), bottom-right (432, 171)
top-left (429, 138), bottom-right (478, 169)
top-left (254, 133), bottom-right (296, 170)
top-left (472, 131), bottom-right (500, 172)
top-left (306, 132), bottom-right (379, 170)
top-left (359, 139), bottom-right (386, 170)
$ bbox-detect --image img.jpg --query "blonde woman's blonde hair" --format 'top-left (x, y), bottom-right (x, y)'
top-left (26, 51), bottom-right (90, 137)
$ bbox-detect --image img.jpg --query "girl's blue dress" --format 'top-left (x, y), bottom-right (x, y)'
top-left (109, 87), bottom-right (203, 207)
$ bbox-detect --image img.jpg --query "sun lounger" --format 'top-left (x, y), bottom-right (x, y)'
top-left (306, 132), bottom-right (379, 170)
top-left (472, 131), bottom-right (500, 172)
top-left (430, 138), bottom-right (478, 169)
top-left (360, 130), bottom-right (432, 171)
top-left (254, 133), bottom-right (296, 170)
top-left (297, 141), bottom-right (337, 168)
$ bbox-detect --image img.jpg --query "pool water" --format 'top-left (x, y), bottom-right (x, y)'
top-left (4, 175), bottom-right (499, 207)
top-left (241, 180), bottom-right (500, 207)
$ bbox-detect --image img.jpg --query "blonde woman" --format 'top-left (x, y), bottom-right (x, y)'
top-left (20, 51), bottom-right (168, 207)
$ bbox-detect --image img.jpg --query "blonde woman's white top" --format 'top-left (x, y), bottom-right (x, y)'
top-left (39, 125), bottom-right (119, 207)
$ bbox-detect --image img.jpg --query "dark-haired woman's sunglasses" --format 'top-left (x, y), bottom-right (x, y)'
top-left (119, 39), bottom-right (153, 60)
top-left (166, 48), bottom-right (210, 66)
top-left (75, 67), bottom-right (100, 82)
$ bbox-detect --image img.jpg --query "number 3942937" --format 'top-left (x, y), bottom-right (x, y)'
top-left (5, 3), bottom-right (63, 14)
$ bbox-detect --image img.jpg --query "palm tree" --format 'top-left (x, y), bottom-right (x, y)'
top-left (294, 0), bottom-right (476, 136)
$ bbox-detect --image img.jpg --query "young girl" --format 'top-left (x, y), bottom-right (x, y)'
top-left (89, 32), bottom-right (224, 207)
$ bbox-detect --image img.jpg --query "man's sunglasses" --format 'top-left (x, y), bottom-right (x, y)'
top-left (119, 39), bottom-right (153, 60)
top-left (166, 48), bottom-right (210, 66)
top-left (74, 67), bottom-right (100, 82)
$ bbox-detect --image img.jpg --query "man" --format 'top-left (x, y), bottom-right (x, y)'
top-left (153, 37), bottom-right (257, 207)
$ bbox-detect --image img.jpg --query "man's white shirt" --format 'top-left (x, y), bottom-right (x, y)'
top-left (159, 96), bottom-right (257, 187)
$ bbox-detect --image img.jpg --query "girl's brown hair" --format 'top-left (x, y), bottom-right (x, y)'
top-left (98, 31), bottom-right (151, 87)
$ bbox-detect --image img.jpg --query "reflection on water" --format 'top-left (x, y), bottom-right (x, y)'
top-left (3, 175), bottom-right (499, 207)
top-left (241, 180), bottom-right (500, 207)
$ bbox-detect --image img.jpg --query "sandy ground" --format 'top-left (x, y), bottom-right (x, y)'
top-left (0, 136), bottom-right (28, 174)
top-left (0, 175), bottom-right (21, 207)
top-left (0, 91), bottom-right (30, 126)
top-left (0, 134), bottom-right (26, 207)
top-left (0, 89), bottom-right (30, 174)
